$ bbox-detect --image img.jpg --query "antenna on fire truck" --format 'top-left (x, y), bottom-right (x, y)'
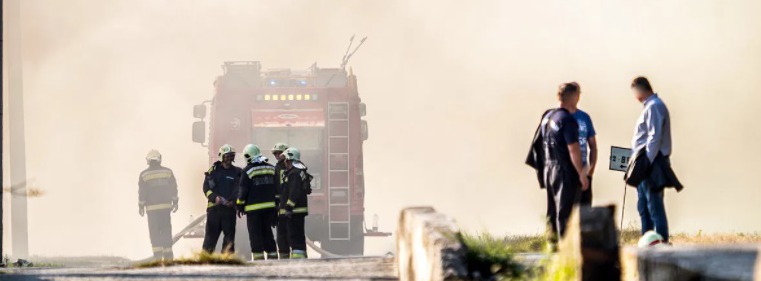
top-left (340, 35), bottom-right (367, 70)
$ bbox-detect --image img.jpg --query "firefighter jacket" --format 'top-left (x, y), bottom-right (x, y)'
top-left (138, 164), bottom-right (178, 212)
top-left (274, 160), bottom-right (287, 205)
top-left (236, 159), bottom-right (277, 212)
top-left (203, 161), bottom-right (242, 209)
top-left (281, 161), bottom-right (309, 215)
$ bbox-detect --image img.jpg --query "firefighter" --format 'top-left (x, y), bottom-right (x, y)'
top-left (236, 144), bottom-right (278, 260)
top-left (271, 142), bottom-right (290, 259)
top-left (202, 144), bottom-right (242, 254)
top-left (138, 149), bottom-right (179, 260)
top-left (281, 147), bottom-right (311, 259)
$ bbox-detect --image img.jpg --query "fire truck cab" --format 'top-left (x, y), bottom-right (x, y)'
top-left (192, 61), bottom-right (371, 255)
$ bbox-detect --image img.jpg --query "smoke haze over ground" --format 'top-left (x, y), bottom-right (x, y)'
top-left (3, 0), bottom-right (761, 259)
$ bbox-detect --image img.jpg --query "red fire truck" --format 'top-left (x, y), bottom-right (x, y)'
top-left (191, 61), bottom-right (386, 255)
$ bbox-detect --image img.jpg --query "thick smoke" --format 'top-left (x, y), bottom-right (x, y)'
top-left (3, 0), bottom-right (761, 259)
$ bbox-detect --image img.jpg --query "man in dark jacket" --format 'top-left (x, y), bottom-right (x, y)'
top-left (202, 144), bottom-right (242, 254)
top-left (528, 82), bottom-right (589, 240)
top-left (237, 144), bottom-right (278, 260)
top-left (281, 147), bottom-right (310, 259)
top-left (629, 77), bottom-right (679, 243)
top-left (271, 143), bottom-right (291, 259)
top-left (139, 149), bottom-right (179, 260)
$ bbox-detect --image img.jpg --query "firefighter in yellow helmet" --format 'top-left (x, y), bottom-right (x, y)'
top-left (281, 147), bottom-right (312, 259)
top-left (138, 149), bottom-right (179, 260)
top-left (236, 144), bottom-right (278, 260)
top-left (271, 143), bottom-right (291, 259)
top-left (202, 144), bottom-right (242, 254)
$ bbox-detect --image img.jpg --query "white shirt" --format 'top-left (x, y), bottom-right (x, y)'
top-left (632, 94), bottom-right (672, 162)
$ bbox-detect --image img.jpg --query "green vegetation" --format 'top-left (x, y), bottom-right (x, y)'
top-left (135, 252), bottom-right (244, 268)
top-left (462, 232), bottom-right (530, 280)
top-left (619, 226), bottom-right (761, 246)
top-left (502, 234), bottom-right (550, 253)
top-left (475, 228), bottom-right (761, 281)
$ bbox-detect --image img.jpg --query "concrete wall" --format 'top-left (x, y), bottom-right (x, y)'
top-left (396, 207), bottom-right (468, 281)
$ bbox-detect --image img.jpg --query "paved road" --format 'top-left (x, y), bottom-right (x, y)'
top-left (0, 256), bottom-right (397, 281)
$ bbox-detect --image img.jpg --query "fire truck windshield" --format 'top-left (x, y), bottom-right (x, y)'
top-left (252, 127), bottom-right (323, 152)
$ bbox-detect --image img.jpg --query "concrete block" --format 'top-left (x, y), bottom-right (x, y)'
top-left (397, 207), bottom-right (468, 281)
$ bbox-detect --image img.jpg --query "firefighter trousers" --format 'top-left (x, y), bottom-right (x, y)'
top-left (147, 209), bottom-right (174, 260)
top-left (288, 213), bottom-right (307, 258)
top-left (202, 206), bottom-right (237, 253)
top-left (276, 214), bottom-right (290, 258)
top-left (246, 209), bottom-right (277, 260)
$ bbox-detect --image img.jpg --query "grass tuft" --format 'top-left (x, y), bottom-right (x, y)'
top-left (462, 232), bottom-right (528, 280)
top-left (135, 252), bottom-right (244, 268)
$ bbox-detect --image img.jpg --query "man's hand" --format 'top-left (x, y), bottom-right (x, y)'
top-left (139, 206), bottom-right (145, 217)
top-left (285, 210), bottom-right (293, 218)
top-left (237, 210), bottom-right (244, 218)
top-left (580, 175), bottom-right (590, 191)
top-left (172, 202), bottom-right (179, 213)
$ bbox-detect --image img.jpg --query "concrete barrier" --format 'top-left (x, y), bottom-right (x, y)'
top-left (396, 207), bottom-right (468, 281)
top-left (636, 245), bottom-right (760, 281)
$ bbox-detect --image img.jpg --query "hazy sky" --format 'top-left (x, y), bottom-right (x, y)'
top-left (3, 0), bottom-right (761, 259)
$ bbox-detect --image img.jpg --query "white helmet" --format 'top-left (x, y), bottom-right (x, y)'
top-left (146, 149), bottom-right (162, 164)
top-left (242, 144), bottom-right (262, 163)
top-left (283, 147), bottom-right (301, 161)
top-left (638, 230), bottom-right (666, 248)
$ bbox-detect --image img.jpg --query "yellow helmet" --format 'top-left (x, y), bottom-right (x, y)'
top-left (272, 143), bottom-right (290, 153)
top-left (218, 144), bottom-right (236, 161)
top-left (146, 149), bottom-right (162, 164)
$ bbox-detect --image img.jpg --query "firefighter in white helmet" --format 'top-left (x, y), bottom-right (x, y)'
top-left (236, 144), bottom-right (278, 260)
top-left (138, 149), bottom-right (179, 260)
top-left (280, 147), bottom-right (312, 259)
top-left (202, 144), bottom-right (242, 254)
top-left (271, 142), bottom-right (291, 259)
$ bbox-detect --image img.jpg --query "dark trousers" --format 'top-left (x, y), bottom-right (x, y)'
top-left (147, 209), bottom-right (173, 260)
top-left (288, 214), bottom-right (307, 258)
top-left (246, 209), bottom-right (277, 259)
top-left (203, 206), bottom-right (237, 253)
top-left (276, 214), bottom-right (291, 258)
top-left (545, 165), bottom-right (581, 239)
top-left (580, 176), bottom-right (593, 207)
top-left (637, 179), bottom-right (669, 242)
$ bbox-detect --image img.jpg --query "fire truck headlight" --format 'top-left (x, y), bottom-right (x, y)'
top-left (269, 80), bottom-right (277, 86)
top-left (264, 95), bottom-right (271, 101)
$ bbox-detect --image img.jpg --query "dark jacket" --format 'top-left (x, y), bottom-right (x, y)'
top-left (274, 160), bottom-right (287, 205)
top-left (203, 161), bottom-right (242, 209)
top-left (138, 164), bottom-right (178, 210)
top-left (526, 109), bottom-right (553, 189)
top-left (236, 160), bottom-right (277, 212)
top-left (281, 161), bottom-right (309, 215)
top-left (625, 149), bottom-right (683, 192)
